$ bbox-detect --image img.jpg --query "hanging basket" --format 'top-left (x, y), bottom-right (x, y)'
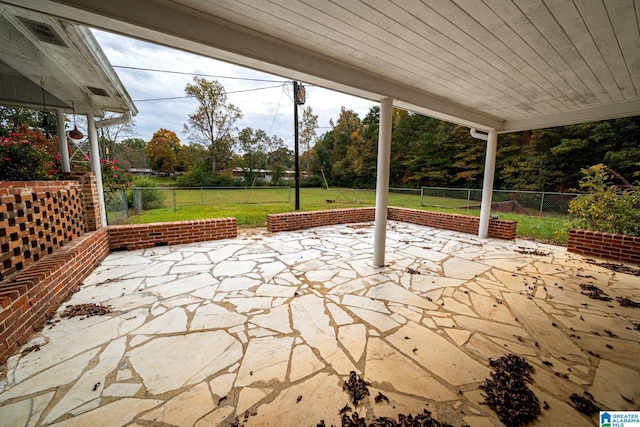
top-left (69, 125), bottom-right (84, 140)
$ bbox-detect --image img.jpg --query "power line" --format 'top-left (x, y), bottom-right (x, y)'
top-left (113, 65), bottom-right (286, 83)
top-left (133, 84), bottom-right (284, 102)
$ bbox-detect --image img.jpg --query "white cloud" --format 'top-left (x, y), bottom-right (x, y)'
top-left (92, 29), bottom-right (376, 149)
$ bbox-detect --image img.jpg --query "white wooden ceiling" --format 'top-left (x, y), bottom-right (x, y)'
top-left (6, 0), bottom-right (639, 132)
top-left (0, 3), bottom-right (136, 116)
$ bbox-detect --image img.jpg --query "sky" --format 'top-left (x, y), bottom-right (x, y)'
top-left (92, 29), bottom-right (377, 150)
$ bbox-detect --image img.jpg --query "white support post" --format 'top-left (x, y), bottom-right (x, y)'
top-left (478, 129), bottom-right (498, 238)
top-left (373, 98), bottom-right (393, 267)
top-left (55, 108), bottom-right (71, 173)
top-left (87, 113), bottom-right (108, 228)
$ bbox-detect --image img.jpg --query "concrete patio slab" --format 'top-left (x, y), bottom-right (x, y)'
top-left (1, 221), bottom-right (639, 426)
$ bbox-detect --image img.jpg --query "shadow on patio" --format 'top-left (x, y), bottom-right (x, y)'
top-left (0, 221), bottom-right (639, 426)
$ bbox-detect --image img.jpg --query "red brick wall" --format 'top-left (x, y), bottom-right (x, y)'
top-left (63, 172), bottom-right (101, 232)
top-left (0, 180), bottom-right (89, 280)
top-left (267, 208), bottom-right (376, 232)
top-left (0, 229), bottom-right (109, 364)
top-left (267, 207), bottom-right (517, 240)
top-left (567, 229), bottom-right (640, 264)
top-left (109, 218), bottom-right (238, 250)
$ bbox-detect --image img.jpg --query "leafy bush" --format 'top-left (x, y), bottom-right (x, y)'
top-left (568, 164), bottom-right (640, 236)
top-left (300, 174), bottom-right (325, 188)
top-left (127, 177), bottom-right (165, 210)
top-left (0, 125), bottom-right (60, 180)
top-left (176, 165), bottom-right (238, 187)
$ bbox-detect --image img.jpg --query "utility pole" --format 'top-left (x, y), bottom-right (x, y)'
top-left (293, 81), bottom-right (306, 210)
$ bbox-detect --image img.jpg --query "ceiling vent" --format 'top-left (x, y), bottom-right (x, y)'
top-left (86, 86), bottom-right (109, 97)
top-left (18, 17), bottom-right (68, 48)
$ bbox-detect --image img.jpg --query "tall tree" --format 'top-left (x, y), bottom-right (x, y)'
top-left (146, 129), bottom-right (182, 174)
top-left (183, 77), bottom-right (242, 173)
top-left (299, 106), bottom-right (318, 173)
top-left (98, 113), bottom-right (136, 160)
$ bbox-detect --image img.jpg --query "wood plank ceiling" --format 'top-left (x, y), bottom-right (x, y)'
top-left (6, 0), bottom-right (640, 132)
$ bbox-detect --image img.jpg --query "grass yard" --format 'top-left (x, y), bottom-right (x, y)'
top-left (124, 186), bottom-right (570, 245)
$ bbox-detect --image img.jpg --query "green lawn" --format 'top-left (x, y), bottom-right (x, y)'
top-left (123, 187), bottom-right (570, 245)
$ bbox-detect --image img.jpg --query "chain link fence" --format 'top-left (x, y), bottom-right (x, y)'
top-left (132, 186), bottom-right (292, 214)
top-left (105, 190), bottom-right (129, 225)
top-left (420, 186), bottom-right (581, 215)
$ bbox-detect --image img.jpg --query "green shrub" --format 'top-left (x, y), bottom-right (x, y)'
top-left (177, 165), bottom-right (238, 187)
top-left (127, 177), bottom-right (166, 210)
top-left (300, 174), bottom-right (325, 188)
top-left (568, 164), bottom-right (640, 236)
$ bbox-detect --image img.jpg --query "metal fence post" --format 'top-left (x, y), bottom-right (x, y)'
top-left (420, 187), bottom-right (424, 206)
top-left (467, 189), bottom-right (471, 209)
top-left (173, 188), bottom-right (177, 213)
top-left (539, 192), bottom-right (545, 214)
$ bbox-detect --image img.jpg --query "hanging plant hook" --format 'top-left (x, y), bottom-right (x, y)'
top-left (68, 101), bottom-right (84, 140)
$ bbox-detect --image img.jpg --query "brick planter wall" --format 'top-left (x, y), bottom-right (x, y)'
top-left (267, 207), bottom-right (517, 240)
top-left (0, 229), bottom-right (109, 363)
top-left (388, 207), bottom-right (517, 240)
top-left (0, 179), bottom-right (91, 280)
top-left (109, 218), bottom-right (238, 250)
top-left (567, 229), bottom-right (640, 264)
top-left (267, 208), bottom-right (376, 232)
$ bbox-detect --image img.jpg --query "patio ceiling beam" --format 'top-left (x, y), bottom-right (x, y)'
top-left (6, 0), bottom-right (504, 132)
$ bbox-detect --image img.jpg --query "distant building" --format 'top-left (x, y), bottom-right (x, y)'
top-left (128, 168), bottom-right (156, 176)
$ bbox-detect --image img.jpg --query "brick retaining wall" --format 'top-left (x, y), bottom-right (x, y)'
top-left (267, 208), bottom-right (375, 232)
top-left (567, 229), bottom-right (640, 264)
top-left (109, 218), bottom-right (238, 250)
top-left (0, 229), bottom-right (109, 363)
top-left (267, 207), bottom-right (517, 240)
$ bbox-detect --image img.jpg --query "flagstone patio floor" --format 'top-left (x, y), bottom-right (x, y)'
top-left (0, 221), bottom-right (639, 426)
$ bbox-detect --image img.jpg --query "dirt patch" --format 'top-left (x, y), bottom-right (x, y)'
top-left (480, 354), bottom-right (540, 427)
top-left (586, 259), bottom-right (640, 276)
top-left (60, 304), bottom-right (112, 319)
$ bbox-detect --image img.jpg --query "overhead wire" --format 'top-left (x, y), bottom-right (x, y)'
top-left (133, 83), bottom-right (285, 102)
top-left (113, 65), bottom-right (286, 83)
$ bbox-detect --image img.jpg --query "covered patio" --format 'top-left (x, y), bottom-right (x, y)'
top-left (1, 222), bottom-right (638, 426)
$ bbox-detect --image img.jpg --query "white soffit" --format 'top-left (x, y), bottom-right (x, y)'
top-left (7, 0), bottom-right (639, 132)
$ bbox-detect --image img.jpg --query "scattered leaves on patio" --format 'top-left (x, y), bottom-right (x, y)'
top-left (617, 297), bottom-right (640, 308)
top-left (20, 344), bottom-right (40, 357)
top-left (480, 354), bottom-right (540, 427)
top-left (319, 409), bottom-right (453, 427)
top-left (60, 303), bottom-right (112, 319)
top-left (405, 267), bottom-right (421, 275)
top-left (569, 393), bottom-right (600, 415)
top-left (578, 284), bottom-right (612, 301)
top-left (514, 247), bottom-right (550, 256)
top-left (586, 259), bottom-right (640, 276)
top-left (343, 371), bottom-right (370, 406)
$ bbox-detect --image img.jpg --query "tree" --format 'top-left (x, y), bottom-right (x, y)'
top-left (183, 77), bottom-right (242, 173)
top-left (299, 106), bottom-right (318, 173)
top-left (146, 129), bottom-right (182, 174)
top-left (113, 137), bottom-right (147, 170)
top-left (237, 127), bottom-right (269, 184)
top-left (268, 145), bottom-right (291, 186)
top-left (0, 106), bottom-right (57, 137)
top-left (98, 113), bottom-right (136, 160)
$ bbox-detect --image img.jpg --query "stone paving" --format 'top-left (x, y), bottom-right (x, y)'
top-left (0, 221), bottom-right (639, 426)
